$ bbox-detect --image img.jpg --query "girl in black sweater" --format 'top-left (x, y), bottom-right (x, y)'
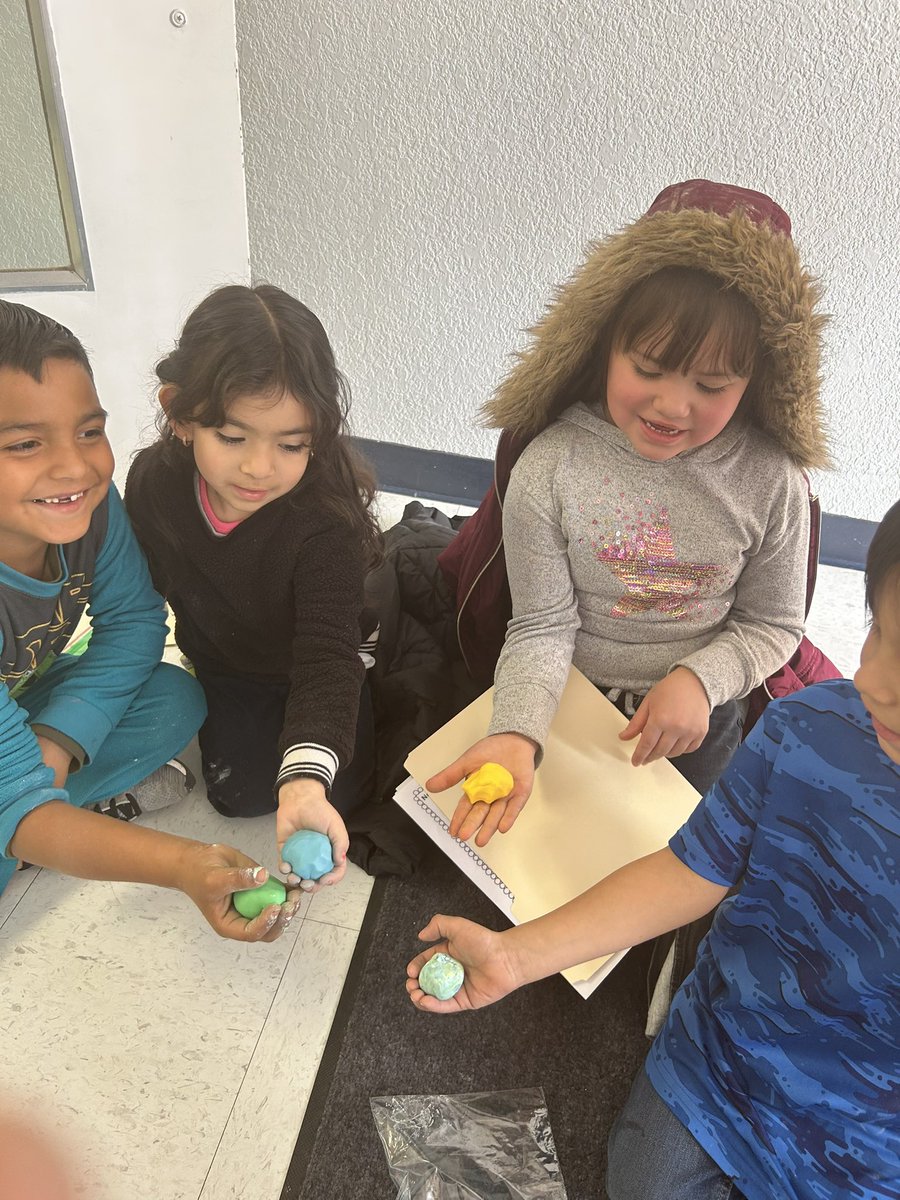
top-left (126, 284), bottom-right (381, 892)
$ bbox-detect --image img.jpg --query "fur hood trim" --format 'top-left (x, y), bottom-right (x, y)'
top-left (483, 206), bottom-right (830, 470)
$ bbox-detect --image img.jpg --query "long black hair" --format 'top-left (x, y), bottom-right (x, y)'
top-left (153, 284), bottom-right (381, 565)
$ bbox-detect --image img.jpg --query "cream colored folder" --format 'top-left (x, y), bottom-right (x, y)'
top-left (403, 666), bottom-right (701, 987)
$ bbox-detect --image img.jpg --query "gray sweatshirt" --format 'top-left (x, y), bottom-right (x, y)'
top-left (488, 403), bottom-right (810, 750)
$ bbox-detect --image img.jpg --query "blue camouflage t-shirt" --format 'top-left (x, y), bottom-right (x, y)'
top-left (647, 680), bottom-right (900, 1200)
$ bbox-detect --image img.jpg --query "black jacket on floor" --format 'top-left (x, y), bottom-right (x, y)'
top-left (348, 503), bottom-right (480, 876)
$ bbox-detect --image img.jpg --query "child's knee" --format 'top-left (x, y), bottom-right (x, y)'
top-left (147, 662), bottom-right (207, 746)
top-left (203, 760), bottom-right (275, 818)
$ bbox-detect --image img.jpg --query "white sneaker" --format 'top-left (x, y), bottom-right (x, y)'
top-left (92, 759), bottom-right (196, 821)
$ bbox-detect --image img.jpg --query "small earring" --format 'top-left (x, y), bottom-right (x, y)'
top-left (182, 436), bottom-right (192, 448)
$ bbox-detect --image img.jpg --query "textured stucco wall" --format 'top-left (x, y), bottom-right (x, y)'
top-left (236, 0), bottom-right (899, 521)
top-left (0, 0), bottom-right (69, 268)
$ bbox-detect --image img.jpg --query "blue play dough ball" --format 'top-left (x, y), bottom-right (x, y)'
top-left (419, 952), bottom-right (465, 1000)
top-left (282, 830), bottom-right (334, 880)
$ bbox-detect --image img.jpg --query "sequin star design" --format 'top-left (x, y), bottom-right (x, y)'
top-left (593, 505), bottom-right (724, 620)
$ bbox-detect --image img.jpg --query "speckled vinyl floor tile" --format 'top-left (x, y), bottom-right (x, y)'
top-left (0, 745), bottom-right (372, 1200)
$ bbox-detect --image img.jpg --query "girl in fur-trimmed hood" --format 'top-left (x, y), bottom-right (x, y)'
top-left (432, 180), bottom-right (831, 848)
top-left (485, 179), bottom-right (828, 468)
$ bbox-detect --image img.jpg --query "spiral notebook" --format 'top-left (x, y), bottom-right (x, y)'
top-left (396, 666), bottom-right (701, 997)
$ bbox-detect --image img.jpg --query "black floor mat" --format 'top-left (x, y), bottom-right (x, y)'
top-left (282, 848), bottom-right (651, 1200)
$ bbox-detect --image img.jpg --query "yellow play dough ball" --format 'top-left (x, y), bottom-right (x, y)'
top-left (461, 762), bottom-right (514, 805)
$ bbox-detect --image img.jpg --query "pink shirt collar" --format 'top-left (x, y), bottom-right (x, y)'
top-left (198, 474), bottom-right (242, 535)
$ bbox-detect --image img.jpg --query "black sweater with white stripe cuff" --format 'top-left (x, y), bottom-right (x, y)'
top-left (125, 443), bottom-right (373, 791)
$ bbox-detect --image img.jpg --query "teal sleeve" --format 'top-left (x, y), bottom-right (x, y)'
top-left (0, 690), bottom-right (67, 859)
top-left (26, 485), bottom-right (168, 763)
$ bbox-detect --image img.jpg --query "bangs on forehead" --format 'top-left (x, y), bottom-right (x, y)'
top-left (216, 384), bottom-right (315, 430)
top-left (612, 267), bottom-right (759, 379)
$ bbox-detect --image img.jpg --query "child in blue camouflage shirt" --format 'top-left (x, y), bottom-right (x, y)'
top-left (408, 498), bottom-right (900, 1200)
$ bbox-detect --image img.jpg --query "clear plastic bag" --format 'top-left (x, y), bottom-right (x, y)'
top-left (370, 1087), bottom-right (568, 1199)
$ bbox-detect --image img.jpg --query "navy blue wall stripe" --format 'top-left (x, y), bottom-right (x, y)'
top-left (354, 438), bottom-right (877, 571)
top-left (818, 513), bottom-right (878, 572)
top-left (356, 438), bottom-right (494, 506)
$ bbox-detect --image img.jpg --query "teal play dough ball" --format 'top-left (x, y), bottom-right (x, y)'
top-left (232, 876), bottom-right (287, 919)
top-left (419, 952), bottom-right (465, 1000)
top-left (282, 830), bottom-right (334, 880)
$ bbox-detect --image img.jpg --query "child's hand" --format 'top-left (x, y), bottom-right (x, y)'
top-left (427, 732), bottom-right (538, 848)
top-left (276, 778), bottom-right (349, 892)
top-left (35, 734), bottom-right (74, 789)
top-left (619, 667), bottom-right (711, 766)
top-left (406, 914), bottom-right (520, 1013)
top-left (178, 843), bottom-right (301, 942)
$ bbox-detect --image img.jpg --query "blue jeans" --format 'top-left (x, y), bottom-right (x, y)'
top-left (607, 1066), bottom-right (746, 1200)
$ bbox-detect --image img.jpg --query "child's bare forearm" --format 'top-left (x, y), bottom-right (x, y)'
top-left (505, 847), bottom-right (728, 987)
top-left (9, 801), bottom-right (195, 889)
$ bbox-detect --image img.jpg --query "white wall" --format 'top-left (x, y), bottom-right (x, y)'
top-left (236, 0), bottom-right (899, 522)
top-left (0, 0), bottom-right (250, 480)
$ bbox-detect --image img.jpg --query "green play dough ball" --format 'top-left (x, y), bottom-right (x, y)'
top-left (232, 876), bottom-right (287, 919)
top-left (419, 952), bottom-right (465, 1000)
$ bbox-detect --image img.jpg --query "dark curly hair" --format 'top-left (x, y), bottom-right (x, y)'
top-left (153, 284), bottom-right (381, 565)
